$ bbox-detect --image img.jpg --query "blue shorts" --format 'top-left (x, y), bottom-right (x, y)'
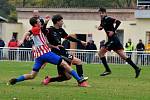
top-left (32, 52), bottom-right (62, 72)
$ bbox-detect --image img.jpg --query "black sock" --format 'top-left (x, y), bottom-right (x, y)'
top-left (126, 58), bottom-right (139, 70)
top-left (76, 65), bottom-right (83, 77)
top-left (101, 57), bottom-right (111, 72)
top-left (50, 76), bottom-right (68, 82)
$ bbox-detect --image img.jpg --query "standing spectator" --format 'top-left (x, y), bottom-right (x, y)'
top-left (125, 38), bottom-right (134, 59)
top-left (32, 10), bottom-right (44, 24)
top-left (19, 36), bottom-right (33, 61)
top-left (100, 40), bottom-right (105, 49)
top-left (33, 10), bottom-right (40, 18)
top-left (8, 37), bottom-right (18, 60)
top-left (145, 40), bottom-right (150, 65)
top-left (136, 39), bottom-right (145, 65)
top-left (86, 40), bottom-right (97, 63)
top-left (0, 37), bottom-right (5, 60)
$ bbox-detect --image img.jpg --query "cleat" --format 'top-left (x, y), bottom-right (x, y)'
top-left (80, 76), bottom-right (88, 81)
top-left (100, 71), bottom-right (111, 76)
top-left (78, 78), bottom-right (89, 87)
top-left (78, 81), bottom-right (89, 87)
top-left (42, 76), bottom-right (51, 85)
top-left (9, 78), bottom-right (17, 85)
top-left (135, 68), bottom-right (141, 78)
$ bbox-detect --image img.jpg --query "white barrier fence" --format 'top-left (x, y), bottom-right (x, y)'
top-left (0, 47), bottom-right (149, 66)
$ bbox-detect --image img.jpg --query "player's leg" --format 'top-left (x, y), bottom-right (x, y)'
top-left (71, 56), bottom-right (88, 79)
top-left (71, 57), bottom-right (83, 77)
top-left (42, 64), bottom-right (72, 85)
top-left (59, 47), bottom-right (84, 77)
top-left (9, 57), bottom-right (44, 85)
top-left (115, 49), bottom-right (141, 78)
top-left (98, 47), bottom-right (111, 76)
top-left (42, 48), bottom-right (72, 84)
top-left (44, 52), bottom-right (89, 86)
top-left (42, 68), bottom-right (72, 85)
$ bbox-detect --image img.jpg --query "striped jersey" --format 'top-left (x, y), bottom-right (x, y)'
top-left (31, 26), bottom-right (51, 58)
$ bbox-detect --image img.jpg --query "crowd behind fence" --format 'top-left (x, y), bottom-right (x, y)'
top-left (0, 47), bottom-right (149, 66)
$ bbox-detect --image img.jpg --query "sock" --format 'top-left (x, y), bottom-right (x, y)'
top-left (70, 70), bottom-right (81, 81)
top-left (126, 58), bottom-right (139, 70)
top-left (16, 75), bottom-right (25, 82)
top-left (76, 65), bottom-right (83, 77)
top-left (101, 57), bottom-right (111, 72)
top-left (50, 76), bottom-right (68, 82)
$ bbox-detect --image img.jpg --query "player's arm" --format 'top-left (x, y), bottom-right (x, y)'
top-left (97, 23), bottom-right (103, 30)
top-left (62, 29), bottom-right (87, 46)
top-left (41, 16), bottom-right (50, 35)
top-left (18, 31), bottom-right (31, 46)
top-left (47, 43), bottom-right (60, 50)
top-left (66, 35), bottom-right (87, 46)
top-left (114, 20), bottom-right (121, 31)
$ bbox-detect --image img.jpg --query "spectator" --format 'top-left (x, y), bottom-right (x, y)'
top-left (136, 39), bottom-right (145, 65)
top-left (145, 40), bottom-right (150, 65)
top-left (33, 10), bottom-right (44, 24)
top-left (125, 38), bottom-right (134, 59)
top-left (0, 37), bottom-right (5, 60)
top-left (8, 37), bottom-right (18, 60)
top-left (100, 40), bottom-right (105, 49)
top-left (86, 40), bottom-right (97, 63)
top-left (19, 36), bottom-right (33, 61)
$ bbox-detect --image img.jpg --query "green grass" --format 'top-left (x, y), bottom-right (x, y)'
top-left (0, 61), bottom-right (150, 100)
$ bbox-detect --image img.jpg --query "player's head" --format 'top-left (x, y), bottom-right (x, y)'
top-left (139, 39), bottom-right (142, 43)
top-left (29, 17), bottom-right (41, 27)
top-left (52, 14), bottom-right (64, 28)
top-left (128, 38), bottom-right (131, 42)
top-left (33, 10), bottom-right (40, 18)
top-left (98, 8), bottom-right (107, 18)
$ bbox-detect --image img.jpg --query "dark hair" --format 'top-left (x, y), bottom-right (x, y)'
top-left (52, 14), bottom-right (63, 24)
top-left (39, 18), bottom-right (44, 25)
top-left (29, 17), bottom-right (38, 26)
top-left (98, 8), bottom-right (106, 13)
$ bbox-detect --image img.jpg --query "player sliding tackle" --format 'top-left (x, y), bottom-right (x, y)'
top-left (8, 17), bottom-right (89, 87)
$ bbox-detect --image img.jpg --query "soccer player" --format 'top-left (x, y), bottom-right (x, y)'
top-left (41, 14), bottom-right (88, 85)
top-left (97, 8), bottom-right (141, 78)
top-left (8, 17), bottom-right (88, 87)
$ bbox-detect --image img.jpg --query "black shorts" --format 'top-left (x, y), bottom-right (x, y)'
top-left (104, 35), bottom-right (124, 51)
top-left (51, 47), bottom-right (73, 75)
top-left (51, 47), bottom-right (73, 60)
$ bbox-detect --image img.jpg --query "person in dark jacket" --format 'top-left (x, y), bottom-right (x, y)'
top-left (136, 39), bottom-right (145, 65)
top-left (19, 36), bottom-right (33, 61)
top-left (0, 37), bottom-right (5, 60)
top-left (86, 40), bottom-right (97, 63)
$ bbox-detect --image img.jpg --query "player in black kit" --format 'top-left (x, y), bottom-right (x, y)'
top-left (97, 8), bottom-right (141, 78)
top-left (42, 15), bottom-right (88, 85)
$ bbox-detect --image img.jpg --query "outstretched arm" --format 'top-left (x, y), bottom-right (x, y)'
top-left (18, 31), bottom-right (31, 46)
top-left (41, 16), bottom-right (50, 35)
top-left (114, 20), bottom-right (121, 31)
top-left (65, 35), bottom-right (87, 46)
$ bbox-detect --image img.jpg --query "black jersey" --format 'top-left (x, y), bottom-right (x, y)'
top-left (100, 16), bottom-right (123, 51)
top-left (45, 26), bottom-right (68, 46)
top-left (100, 16), bottom-right (116, 37)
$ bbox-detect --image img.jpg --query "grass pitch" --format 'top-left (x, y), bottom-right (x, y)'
top-left (0, 61), bottom-right (150, 100)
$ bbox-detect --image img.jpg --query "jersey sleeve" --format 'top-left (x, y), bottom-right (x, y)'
top-left (61, 28), bottom-right (68, 38)
top-left (31, 27), bottom-right (40, 35)
top-left (107, 17), bottom-right (116, 23)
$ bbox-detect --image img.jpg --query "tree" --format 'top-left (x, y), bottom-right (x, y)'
top-left (113, 0), bottom-right (136, 8)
